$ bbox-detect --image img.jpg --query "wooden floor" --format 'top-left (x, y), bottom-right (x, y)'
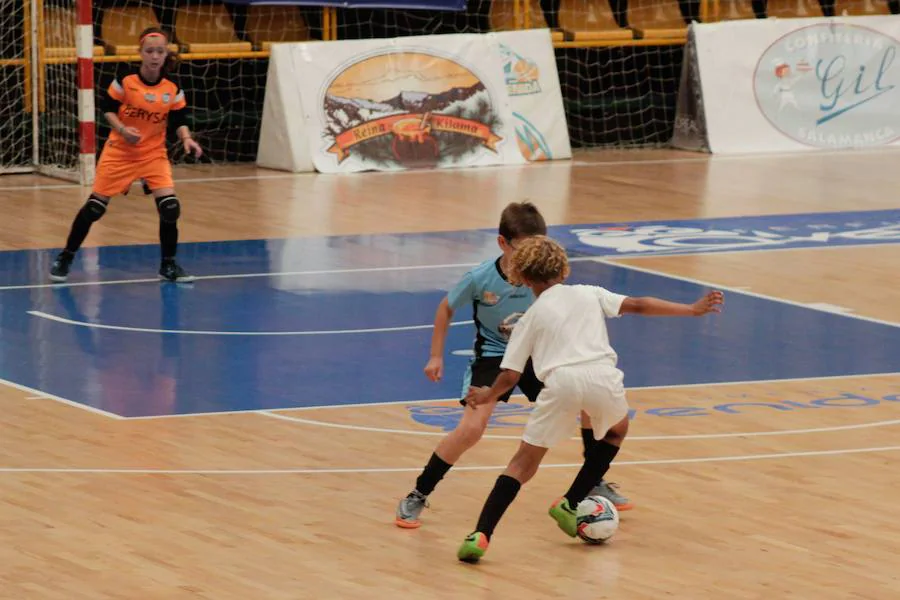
top-left (2, 149), bottom-right (900, 599)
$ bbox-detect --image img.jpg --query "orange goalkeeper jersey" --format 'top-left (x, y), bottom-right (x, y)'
top-left (102, 69), bottom-right (187, 156)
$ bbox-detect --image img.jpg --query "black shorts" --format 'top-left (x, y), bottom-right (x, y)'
top-left (459, 356), bottom-right (543, 406)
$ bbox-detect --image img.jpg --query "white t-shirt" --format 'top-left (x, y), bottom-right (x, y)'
top-left (500, 284), bottom-right (626, 381)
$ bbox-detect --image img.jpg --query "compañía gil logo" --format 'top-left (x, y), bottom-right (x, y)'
top-left (753, 23), bottom-right (900, 148)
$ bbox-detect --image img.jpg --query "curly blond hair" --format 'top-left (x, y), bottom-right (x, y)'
top-left (509, 235), bottom-right (570, 286)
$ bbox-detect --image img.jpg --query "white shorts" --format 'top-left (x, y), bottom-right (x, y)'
top-left (522, 363), bottom-right (629, 449)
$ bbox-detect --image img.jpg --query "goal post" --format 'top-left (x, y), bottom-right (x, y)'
top-left (75, 0), bottom-right (96, 186)
top-left (0, 0), bottom-right (94, 183)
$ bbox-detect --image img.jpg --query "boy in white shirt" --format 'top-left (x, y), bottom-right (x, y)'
top-left (457, 236), bottom-right (724, 562)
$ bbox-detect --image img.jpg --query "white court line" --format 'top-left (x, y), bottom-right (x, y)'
top-left (0, 160), bottom-right (572, 192)
top-left (595, 257), bottom-right (900, 329)
top-left (0, 260), bottom-right (484, 292)
top-left (598, 240), bottom-right (900, 260)
top-left (27, 310), bottom-right (474, 336)
top-left (11, 252), bottom-right (900, 334)
top-left (3, 147), bottom-right (900, 192)
top-left (9, 253), bottom-right (899, 418)
top-left (2, 444), bottom-right (900, 475)
top-left (0, 172), bottom-right (311, 192)
top-left (120, 371), bottom-right (900, 420)
top-left (261, 410), bottom-right (900, 441)
top-left (0, 377), bottom-right (124, 420)
top-left (4, 232), bottom-right (900, 294)
top-left (0, 255), bottom-right (608, 292)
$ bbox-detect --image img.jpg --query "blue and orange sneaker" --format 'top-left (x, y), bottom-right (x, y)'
top-left (548, 497), bottom-right (578, 537)
top-left (395, 490), bottom-right (428, 529)
top-left (457, 531), bottom-right (489, 563)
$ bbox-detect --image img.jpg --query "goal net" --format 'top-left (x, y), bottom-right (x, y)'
top-left (335, 0), bottom-right (692, 147)
top-left (1, 0), bottom-right (699, 182)
top-left (2, 0), bottom-right (293, 182)
top-left (0, 0), bottom-right (90, 180)
top-left (0, 0), bottom-right (32, 175)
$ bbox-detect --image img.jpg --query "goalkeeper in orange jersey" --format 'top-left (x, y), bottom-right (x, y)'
top-left (50, 27), bottom-right (202, 283)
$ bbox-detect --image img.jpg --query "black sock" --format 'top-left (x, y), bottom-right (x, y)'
top-left (564, 440), bottom-right (620, 508)
top-left (582, 428), bottom-right (621, 485)
top-left (64, 210), bottom-right (95, 254)
top-left (474, 474), bottom-right (521, 539)
top-left (593, 439), bottom-right (620, 483)
top-left (581, 428), bottom-right (594, 459)
top-left (160, 220), bottom-right (178, 260)
top-left (414, 452), bottom-right (452, 496)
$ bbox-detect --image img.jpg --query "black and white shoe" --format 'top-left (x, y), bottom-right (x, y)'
top-left (49, 250), bottom-right (75, 282)
top-left (159, 259), bottom-right (195, 283)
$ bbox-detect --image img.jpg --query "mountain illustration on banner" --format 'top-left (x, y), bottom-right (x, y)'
top-left (321, 51), bottom-right (504, 169)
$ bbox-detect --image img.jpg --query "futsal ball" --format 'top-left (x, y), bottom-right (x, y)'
top-left (576, 495), bottom-right (619, 544)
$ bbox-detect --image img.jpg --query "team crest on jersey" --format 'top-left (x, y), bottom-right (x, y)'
top-left (482, 291), bottom-right (499, 305)
top-left (498, 312), bottom-right (524, 340)
top-left (144, 93), bottom-right (157, 103)
top-left (161, 93), bottom-right (171, 104)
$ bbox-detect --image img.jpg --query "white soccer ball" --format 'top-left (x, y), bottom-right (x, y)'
top-left (576, 495), bottom-right (619, 544)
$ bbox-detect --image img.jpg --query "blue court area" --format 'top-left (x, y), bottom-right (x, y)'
top-left (1, 210), bottom-right (899, 418)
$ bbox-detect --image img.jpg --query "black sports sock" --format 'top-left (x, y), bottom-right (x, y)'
top-left (593, 439), bottom-right (620, 483)
top-left (414, 452), bottom-right (452, 496)
top-left (474, 474), bottom-right (521, 539)
top-left (564, 440), bottom-right (620, 508)
top-left (581, 427), bottom-right (594, 458)
top-left (564, 461), bottom-right (601, 509)
top-left (160, 220), bottom-right (178, 260)
top-left (582, 430), bottom-right (620, 485)
top-left (65, 211), bottom-right (94, 253)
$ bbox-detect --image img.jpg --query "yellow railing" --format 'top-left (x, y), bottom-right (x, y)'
top-left (0, 0), bottom-right (709, 79)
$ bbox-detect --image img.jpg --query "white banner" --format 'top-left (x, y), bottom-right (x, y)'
top-left (492, 29), bottom-right (573, 161)
top-left (257, 31), bottom-right (571, 173)
top-left (691, 16), bottom-right (900, 153)
top-left (296, 34), bottom-right (524, 173)
top-left (256, 44), bottom-right (314, 172)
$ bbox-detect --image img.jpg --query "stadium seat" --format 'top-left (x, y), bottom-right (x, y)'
top-left (44, 6), bottom-right (105, 58)
top-left (175, 4), bottom-right (252, 53)
top-left (832, 0), bottom-right (892, 14)
top-left (489, 0), bottom-right (521, 30)
top-left (560, 0), bottom-right (633, 42)
top-left (715, 0), bottom-right (759, 19)
top-left (101, 6), bottom-right (179, 55)
top-left (245, 5), bottom-right (310, 50)
top-left (490, 0), bottom-right (564, 41)
top-left (627, 0), bottom-right (689, 40)
top-left (765, 0), bottom-right (823, 17)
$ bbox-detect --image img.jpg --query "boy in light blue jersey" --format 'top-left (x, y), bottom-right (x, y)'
top-left (395, 202), bottom-right (632, 529)
top-left (447, 257), bottom-right (533, 363)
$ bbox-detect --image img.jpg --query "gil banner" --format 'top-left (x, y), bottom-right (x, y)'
top-left (679, 16), bottom-right (900, 153)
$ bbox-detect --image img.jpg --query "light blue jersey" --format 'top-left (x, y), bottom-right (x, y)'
top-left (447, 258), bottom-right (534, 358)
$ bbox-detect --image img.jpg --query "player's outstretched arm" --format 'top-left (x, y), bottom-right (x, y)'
top-left (620, 291), bottom-right (724, 317)
top-left (424, 297), bottom-right (454, 382)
